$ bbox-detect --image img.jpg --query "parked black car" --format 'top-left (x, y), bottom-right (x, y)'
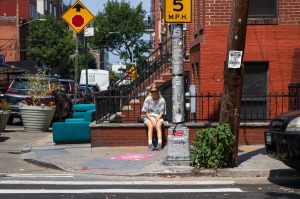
top-left (265, 110), bottom-right (300, 171)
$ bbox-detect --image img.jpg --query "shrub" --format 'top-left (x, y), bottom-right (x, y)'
top-left (191, 123), bottom-right (235, 169)
top-left (0, 99), bottom-right (11, 111)
top-left (24, 69), bottom-right (57, 106)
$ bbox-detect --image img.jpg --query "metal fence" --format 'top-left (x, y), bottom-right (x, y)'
top-left (95, 92), bottom-right (299, 123)
top-left (112, 37), bottom-right (172, 98)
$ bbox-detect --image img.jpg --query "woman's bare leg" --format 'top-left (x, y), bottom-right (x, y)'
top-left (156, 120), bottom-right (163, 142)
top-left (145, 120), bottom-right (154, 144)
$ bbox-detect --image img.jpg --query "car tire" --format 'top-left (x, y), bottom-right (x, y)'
top-left (283, 161), bottom-right (300, 172)
top-left (7, 116), bottom-right (14, 125)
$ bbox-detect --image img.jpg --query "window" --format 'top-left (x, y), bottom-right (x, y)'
top-left (30, 4), bottom-right (37, 18)
top-left (49, 2), bottom-right (52, 13)
top-left (54, 5), bottom-right (57, 17)
top-left (45, 0), bottom-right (48, 11)
top-left (241, 62), bottom-right (269, 121)
top-left (248, 0), bottom-right (278, 18)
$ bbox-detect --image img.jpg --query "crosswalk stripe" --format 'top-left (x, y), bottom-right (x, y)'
top-left (1, 173), bottom-right (74, 178)
top-left (0, 180), bottom-right (235, 185)
top-left (0, 188), bottom-right (243, 194)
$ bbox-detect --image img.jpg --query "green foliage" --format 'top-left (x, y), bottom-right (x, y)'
top-left (109, 70), bottom-right (119, 82)
top-left (0, 99), bottom-right (11, 111)
top-left (25, 69), bottom-right (54, 106)
top-left (27, 15), bottom-right (75, 70)
top-left (65, 51), bottom-right (96, 79)
top-left (191, 123), bottom-right (235, 169)
top-left (93, 0), bottom-right (147, 62)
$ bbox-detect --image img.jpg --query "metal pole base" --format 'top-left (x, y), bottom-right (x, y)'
top-left (166, 124), bottom-right (190, 162)
top-left (162, 159), bottom-right (191, 166)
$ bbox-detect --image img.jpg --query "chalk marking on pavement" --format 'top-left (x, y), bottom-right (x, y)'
top-left (0, 180), bottom-right (235, 185)
top-left (1, 174), bottom-right (74, 178)
top-left (0, 188), bottom-right (243, 194)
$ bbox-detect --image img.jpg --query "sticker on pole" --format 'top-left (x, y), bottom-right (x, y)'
top-left (228, 50), bottom-right (243, 68)
top-left (62, 1), bottom-right (94, 34)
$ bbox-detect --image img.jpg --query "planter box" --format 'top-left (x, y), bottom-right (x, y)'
top-left (20, 105), bottom-right (55, 132)
top-left (0, 111), bottom-right (10, 132)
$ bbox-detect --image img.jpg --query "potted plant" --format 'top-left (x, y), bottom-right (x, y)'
top-left (0, 99), bottom-right (11, 132)
top-left (19, 69), bottom-right (56, 132)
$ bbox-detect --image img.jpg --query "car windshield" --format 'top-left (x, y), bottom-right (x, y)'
top-left (79, 85), bottom-right (100, 92)
top-left (10, 78), bottom-right (29, 89)
top-left (59, 81), bottom-right (71, 92)
top-left (90, 86), bottom-right (100, 92)
top-left (79, 86), bottom-right (92, 93)
top-left (11, 77), bottom-right (58, 90)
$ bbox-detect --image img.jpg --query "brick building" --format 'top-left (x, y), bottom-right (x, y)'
top-left (151, 0), bottom-right (300, 114)
top-left (0, 0), bottom-right (64, 63)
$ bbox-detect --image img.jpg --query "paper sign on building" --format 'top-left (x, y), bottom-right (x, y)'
top-left (228, 50), bottom-right (243, 68)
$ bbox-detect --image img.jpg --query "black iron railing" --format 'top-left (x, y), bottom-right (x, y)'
top-left (95, 92), bottom-right (299, 123)
top-left (111, 37), bottom-right (172, 97)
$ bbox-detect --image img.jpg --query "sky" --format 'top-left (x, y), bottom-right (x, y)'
top-left (63, 0), bottom-right (151, 63)
top-left (66, 0), bottom-right (150, 15)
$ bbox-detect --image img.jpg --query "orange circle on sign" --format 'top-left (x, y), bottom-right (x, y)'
top-left (72, 15), bottom-right (84, 27)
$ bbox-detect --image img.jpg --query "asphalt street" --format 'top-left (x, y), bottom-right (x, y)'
top-left (0, 179), bottom-right (299, 199)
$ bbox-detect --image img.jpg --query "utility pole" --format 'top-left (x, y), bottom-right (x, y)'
top-left (16, 0), bottom-right (20, 61)
top-left (166, 24), bottom-right (190, 164)
top-left (164, 0), bottom-right (192, 165)
top-left (219, 0), bottom-right (249, 166)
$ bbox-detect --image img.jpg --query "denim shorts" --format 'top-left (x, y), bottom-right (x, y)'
top-left (143, 113), bottom-right (164, 124)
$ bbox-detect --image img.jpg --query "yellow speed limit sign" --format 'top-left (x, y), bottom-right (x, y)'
top-left (164, 0), bottom-right (192, 23)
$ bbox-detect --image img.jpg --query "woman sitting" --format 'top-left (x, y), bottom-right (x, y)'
top-left (141, 83), bottom-right (166, 151)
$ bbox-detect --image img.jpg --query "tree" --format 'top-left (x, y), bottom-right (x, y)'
top-left (109, 70), bottom-right (119, 83)
top-left (65, 51), bottom-right (96, 79)
top-left (93, 0), bottom-right (147, 62)
top-left (27, 15), bottom-right (75, 71)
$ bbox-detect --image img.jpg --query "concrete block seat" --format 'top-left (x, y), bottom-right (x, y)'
top-left (52, 104), bottom-right (95, 143)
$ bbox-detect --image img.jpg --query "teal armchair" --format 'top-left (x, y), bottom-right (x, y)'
top-left (52, 104), bottom-right (95, 143)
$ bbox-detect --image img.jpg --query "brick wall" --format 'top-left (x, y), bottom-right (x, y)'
top-left (278, 0), bottom-right (300, 24)
top-left (91, 123), bottom-right (267, 147)
top-left (188, 0), bottom-right (300, 94)
top-left (203, 0), bottom-right (300, 26)
top-left (0, 18), bottom-right (17, 62)
top-left (204, 0), bottom-right (232, 26)
top-left (199, 25), bottom-right (300, 93)
top-left (0, 0), bottom-right (30, 20)
top-left (153, 0), bottom-right (160, 49)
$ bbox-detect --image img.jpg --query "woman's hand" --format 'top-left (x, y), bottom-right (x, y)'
top-left (150, 118), bottom-right (157, 126)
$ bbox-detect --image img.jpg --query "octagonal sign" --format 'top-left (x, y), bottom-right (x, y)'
top-left (72, 15), bottom-right (84, 27)
top-left (62, 1), bottom-right (94, 34)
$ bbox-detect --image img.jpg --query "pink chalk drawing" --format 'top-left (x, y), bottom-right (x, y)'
top-left (109, 153), bottom-right (156, 161)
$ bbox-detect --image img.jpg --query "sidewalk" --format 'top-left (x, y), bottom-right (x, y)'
top-left (21, 133), bottom-right (299, 178)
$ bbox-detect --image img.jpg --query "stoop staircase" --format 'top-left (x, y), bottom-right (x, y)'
top-left (96, 37), bottom-right (176, 123)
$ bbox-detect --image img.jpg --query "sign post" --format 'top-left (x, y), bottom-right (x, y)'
top-left (84, 27), bottom-right (94, 103)
top-left (62, 0), bottom-right (94, 104)
top-left (164, 0), bottom-right (192, 165)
